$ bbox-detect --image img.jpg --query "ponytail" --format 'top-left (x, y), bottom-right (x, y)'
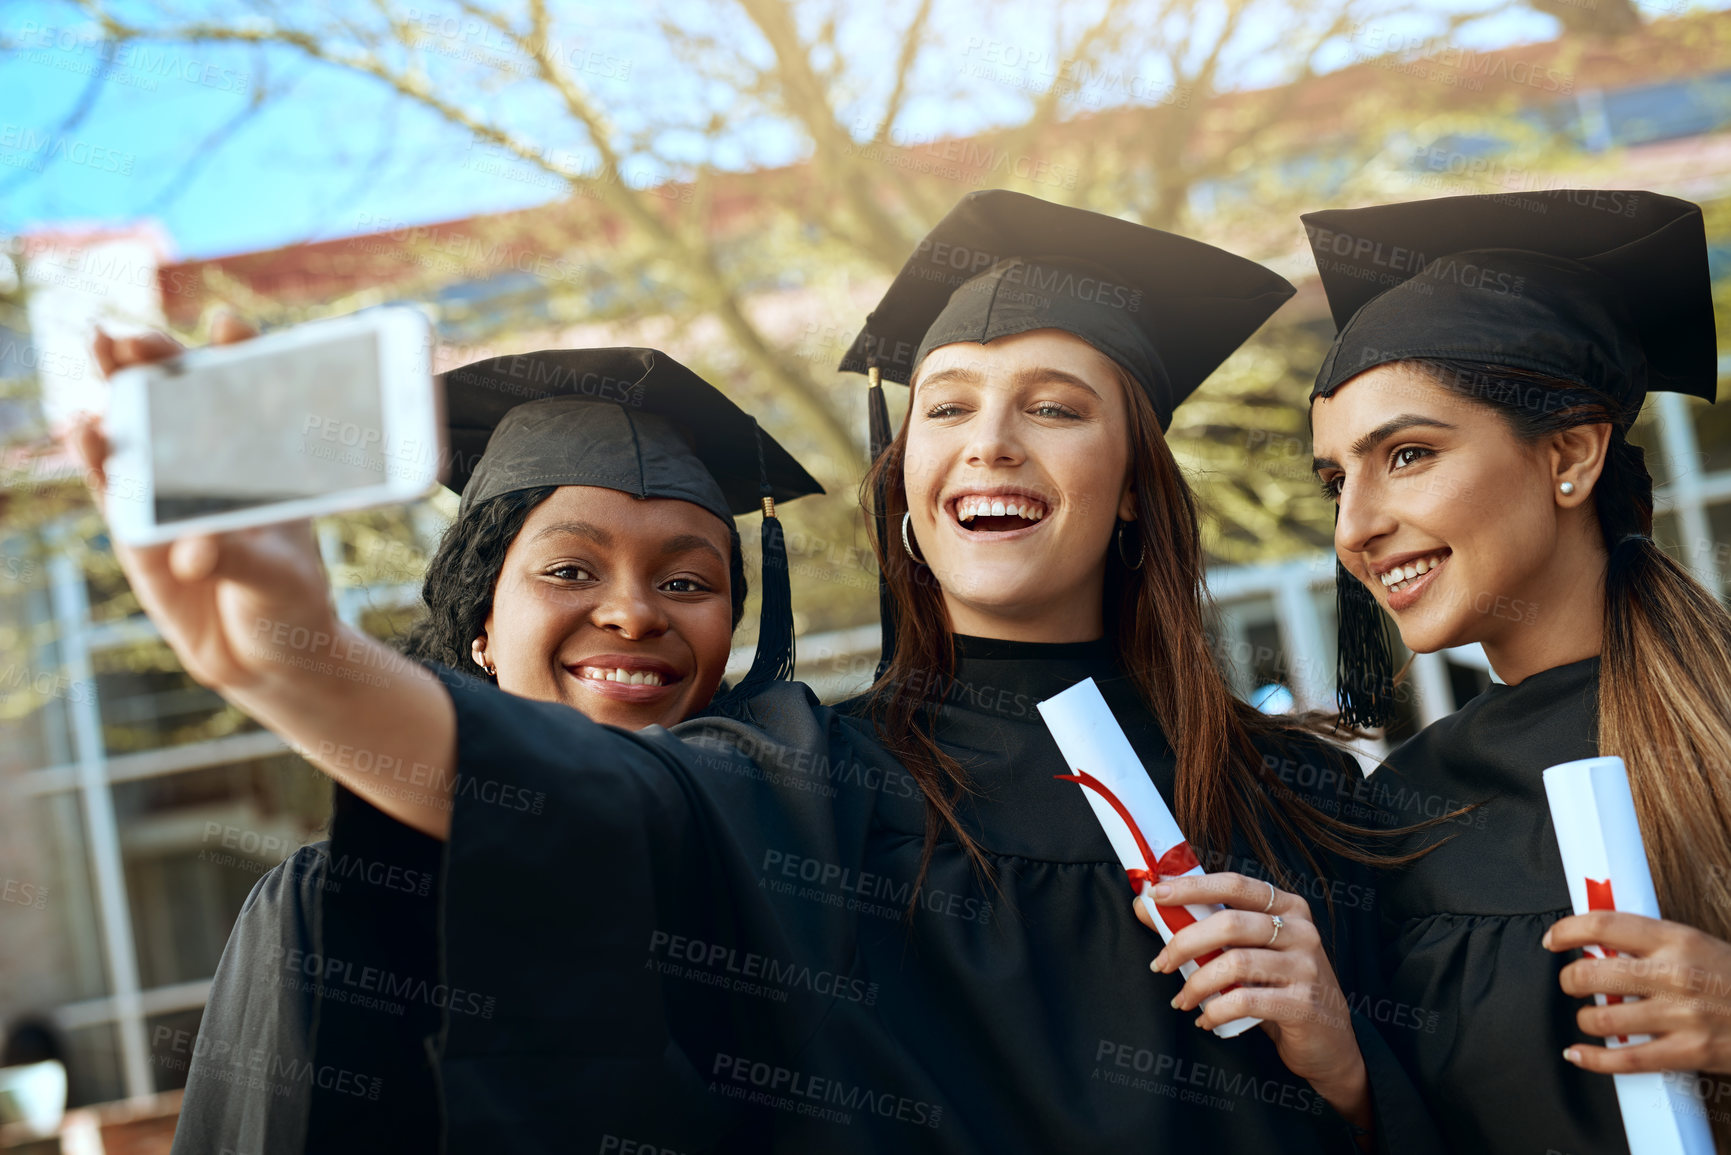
top-left (1598, 530), bottom-right (1731, 954)
top-left (1419, 360), bottom-right (1731, 1146)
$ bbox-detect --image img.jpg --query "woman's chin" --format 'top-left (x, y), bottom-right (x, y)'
top-left (1393, 620), bottom-right (1470, 658)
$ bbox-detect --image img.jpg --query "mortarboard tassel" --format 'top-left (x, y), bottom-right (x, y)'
top-left (1334, 557), bottom-right (1395, 730)
top-left (868, 363), bottom-right (893, 462)
top-left (868, 364), bottom-right (897, 677)
top-left (735, 423), bottom-right (797, 696)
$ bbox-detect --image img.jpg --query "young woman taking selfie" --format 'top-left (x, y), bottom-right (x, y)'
top-left (155, 340), bottom-right (821, 1155)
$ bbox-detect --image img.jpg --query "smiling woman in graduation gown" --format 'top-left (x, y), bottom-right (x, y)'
top-left (1305, 190), bottom-right (1731, 1154)
top-left (168, 346), bottom-right (821, 1155)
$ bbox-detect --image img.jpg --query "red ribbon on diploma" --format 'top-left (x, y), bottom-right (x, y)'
top-left (1057, 768), bottom-right (1224, 967)
top-left (1585, 877), bottom-right (1629, 1043)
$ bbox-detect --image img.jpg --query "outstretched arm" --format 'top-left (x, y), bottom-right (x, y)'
top-left (69, 321), bottom-right (457, 837)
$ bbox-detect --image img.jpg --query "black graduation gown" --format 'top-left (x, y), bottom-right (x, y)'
top-left (424, 635), bottom-right (1442, 1153)
top-left (170, 787), bottom-right (444, 1155)
top-left (1377, 655), bottom-right (1629, 1154)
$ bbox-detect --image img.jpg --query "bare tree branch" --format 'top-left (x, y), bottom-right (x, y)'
top-left (65, 0), bottom-right (865, 471)
top-left (734, 0), bottom-right (923, 268)
top-left (871, 0), bottom-right (934, 145)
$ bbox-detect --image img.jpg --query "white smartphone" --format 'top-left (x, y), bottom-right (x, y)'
top-left (104, 307), bottom-right (444, 545)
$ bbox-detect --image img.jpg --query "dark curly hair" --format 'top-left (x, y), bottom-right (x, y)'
top-left (396, 486), bottom-right (748, 682)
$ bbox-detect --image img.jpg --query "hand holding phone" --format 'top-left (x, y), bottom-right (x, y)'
top-left (71, 318), bottom-right (461, 842)
top-left (70, 316), bottom-right (342, 696)
top-left (102, 306), bottom-right (440, 546)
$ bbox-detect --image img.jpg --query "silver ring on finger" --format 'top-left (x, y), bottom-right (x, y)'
top-left (1262, 880), bottom-right (1277, 913)
top-left (1265, 914), bottom-right (1284, 948)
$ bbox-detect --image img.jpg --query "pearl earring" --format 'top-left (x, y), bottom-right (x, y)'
top-left (1559, 481), bottom-right (1576, 496)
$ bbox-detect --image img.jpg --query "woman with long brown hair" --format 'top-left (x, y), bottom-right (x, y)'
top-left (67, 192), bottom-right (1438, 1153)
top-left (1307, 189), bottom-right (1731, 1154)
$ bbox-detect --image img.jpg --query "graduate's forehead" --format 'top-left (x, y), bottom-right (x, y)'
top-left (511, 485), bottom-right (732, 557)
top-left (1310, 364), bottom-right (1489, 466)
top-left (911, 330), bottom-right (1125, 397)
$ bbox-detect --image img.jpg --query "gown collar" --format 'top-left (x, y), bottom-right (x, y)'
top-left (1487, 653), bottom-right (1601, 695)
top-left (946, 633), bottom-right (1123, 712)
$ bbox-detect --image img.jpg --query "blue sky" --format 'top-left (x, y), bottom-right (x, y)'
top-left (0, 0), bottom-right (1659, 261)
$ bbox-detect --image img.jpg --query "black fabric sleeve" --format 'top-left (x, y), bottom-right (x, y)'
top-left (420, 662), bottom-right (862, 1153)
top-left (303, 784), bottom-right (445, 1153)
top-left (170, 849), bottom-right (323, 1155)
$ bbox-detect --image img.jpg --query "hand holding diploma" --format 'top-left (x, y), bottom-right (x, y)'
top-left (1136, 873), bottom-right (1369, 1126)
top-left (1543, 755), bottom-right (1721, 1154)
top-left (1546, 911), bottom-right (1731, 1076)
top-left (1039, 679), bottom-right (1371, 1133)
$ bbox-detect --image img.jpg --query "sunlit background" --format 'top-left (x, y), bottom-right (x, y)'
top-left (1, 0), bottom-right (1729, 1147)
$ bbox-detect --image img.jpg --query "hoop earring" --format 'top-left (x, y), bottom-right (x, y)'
top-left (1116, 520), bottom-right (1145, 570)
top-left (901, 511), bottom-right (926, 565)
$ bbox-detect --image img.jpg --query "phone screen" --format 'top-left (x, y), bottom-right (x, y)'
top-left (149, 331), bottom-right (388, 524)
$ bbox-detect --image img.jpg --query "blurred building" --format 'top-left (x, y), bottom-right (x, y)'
top-left (0, 15), bottom-right (1728, 1134)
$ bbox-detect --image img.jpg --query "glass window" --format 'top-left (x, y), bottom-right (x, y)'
top-left (4, 793), bottom-right (109, 1007)
top-left (146, 1007), bottom-right (204, 1095)
top-left (1601, 71), bottom-right (1731, 148)
top-left (1691, 391), bottom-right (1731, 479)
top-left (60, 1022), bottom-right (123, 1109)
top-left (93, 637), bottom-right (258, 755)
top-left (1705, 502), bottom-right (1731, 603)
top-left (113, 755), bottom-right (331, 991)
top-left (0, 565), bottom-right (71, 774)
top-left (80, 529), bottom-right (143, 626)
top-left (1206, 598), bottom-right (1274, 700)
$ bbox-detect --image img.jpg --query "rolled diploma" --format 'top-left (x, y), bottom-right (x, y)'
top-left (1038, 678), bottom-right (1260, 1039)
top-left (1543, 755), bottom-right (1715, 1155)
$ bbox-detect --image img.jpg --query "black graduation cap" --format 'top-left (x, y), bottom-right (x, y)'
top-left (839, 190), bottom-right (1296, 672)
top-left (438, 347), bottom-right (824, 694)
top-left (1302, 190), bottom-right (1720, 728)
top-left (840, 189), bottom-right (1298, 431)
top-left (1304, 189), bottom-right (1718, 406)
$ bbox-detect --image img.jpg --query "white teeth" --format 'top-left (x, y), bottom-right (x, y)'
top-left (1378, 554), bottom-right (1444, 594)
top-left (954, 496), bottom-right (1050, 524)
top-left (579, 666), bottom-right (664, 687)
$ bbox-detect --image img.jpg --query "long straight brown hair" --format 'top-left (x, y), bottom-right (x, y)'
top-left (1417, 358), bottom-right (1731, 1145)
top-left (861, 355), bottom-right (1391, 901)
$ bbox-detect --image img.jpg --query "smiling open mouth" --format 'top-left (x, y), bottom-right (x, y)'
top-left (1376, 550), bottom-right (1450, 595)
top-left (575, 666), bottom-right (671, 687)
top-left (954, 494), bottom-right (1049, 533)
